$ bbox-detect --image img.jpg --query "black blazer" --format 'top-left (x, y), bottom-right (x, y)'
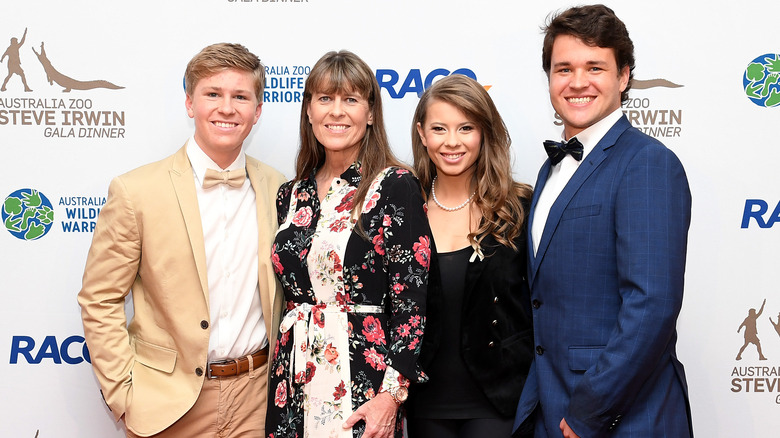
top-left (418, 229), bottom-right (534, 417)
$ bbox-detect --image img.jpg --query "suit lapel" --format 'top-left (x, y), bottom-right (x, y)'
top-left (527, 162), bottom-right (550, 286)
top-left (169, 144), bottom-right (209, 302)
top-left (246, 156), bottom-right (276, 337)
top-left (530, 116), bottom-right (631, 284)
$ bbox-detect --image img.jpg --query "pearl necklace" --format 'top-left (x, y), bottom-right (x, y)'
top-left (431, 176), bottom-right (475, 212)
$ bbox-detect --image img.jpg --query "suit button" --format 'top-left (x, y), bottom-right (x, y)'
top-left (532, 299), bottom-right (541, 309)
top-left (200, 320), bottom-right (209, 329)
top-left (536, 346), bottom-right (545, 355)
top-left (493, 296), bottom-right (499, 304)
top-left (488, 341), bottom-right (495, 348)
top-left (491, 319), bottom-right (498, 326)
top-left (195, 367), bottom-right (204, 377)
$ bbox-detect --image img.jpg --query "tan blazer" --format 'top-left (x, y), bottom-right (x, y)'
top-left (78, 144), bottom-right (285, 437)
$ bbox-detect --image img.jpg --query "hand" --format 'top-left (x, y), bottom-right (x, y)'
top-left (560, 418), bottom-right (581, 438)
top-left (343, 391), bottom-right (398, 438)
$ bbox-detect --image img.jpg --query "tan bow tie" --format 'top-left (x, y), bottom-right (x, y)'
top-left (202, 168), bottom-right (246, 189)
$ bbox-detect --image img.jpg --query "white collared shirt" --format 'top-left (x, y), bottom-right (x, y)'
top-left (186, 138), bottom-right (266, 362)
top-left (531, 108), bottom-right (623, 255)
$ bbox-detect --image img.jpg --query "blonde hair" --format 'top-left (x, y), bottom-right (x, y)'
top-left (412, 75), bottom-right (532, 250)
top-left (184, 43), bottom-right (265, 101)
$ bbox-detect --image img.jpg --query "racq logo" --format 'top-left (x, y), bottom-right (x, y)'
top-left (9, 334), bottom-right (91, 365)
top-left (741, 199), bottom-right (780, 228)
top-left (0, 27), bottom-right (126, 139)
top-left (376, 68), bottom-right (482, 99)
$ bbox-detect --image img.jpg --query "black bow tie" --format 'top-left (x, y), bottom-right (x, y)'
top-left (543, 138), bottom-right (584, 165)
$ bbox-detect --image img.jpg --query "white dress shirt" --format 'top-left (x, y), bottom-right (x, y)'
top-left (532, 108), bottom-right (623, 255)
top-left (187, 138), bottom-right (266, 362)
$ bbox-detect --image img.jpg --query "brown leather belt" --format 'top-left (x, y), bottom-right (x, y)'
top-left (207, 346), bottom-right (269, 379)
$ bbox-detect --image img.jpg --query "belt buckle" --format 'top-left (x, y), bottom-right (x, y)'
top-left (206, 358), bottom-right (235, 379)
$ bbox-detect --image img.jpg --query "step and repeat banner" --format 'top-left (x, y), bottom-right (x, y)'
top-left (2, 0), bottom-right (779, 436)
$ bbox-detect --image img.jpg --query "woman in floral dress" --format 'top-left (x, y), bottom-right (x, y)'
top-left (265, 50), bottom-right (431, 438)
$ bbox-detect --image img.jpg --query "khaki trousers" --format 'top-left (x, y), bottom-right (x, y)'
top-left (127, 362), bottom-right (268, 438)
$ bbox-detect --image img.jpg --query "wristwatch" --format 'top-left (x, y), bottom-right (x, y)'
top-left (389, 386), bottom-right (408, 404)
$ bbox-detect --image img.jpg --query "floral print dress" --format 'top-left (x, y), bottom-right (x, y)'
top-left (266, 165), bottom-right (431, 438)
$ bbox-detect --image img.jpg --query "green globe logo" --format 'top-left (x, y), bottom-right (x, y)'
top-left (2, 189), bottom-right (55, 240)
top-left (743, 54), bottom-right (780, 107)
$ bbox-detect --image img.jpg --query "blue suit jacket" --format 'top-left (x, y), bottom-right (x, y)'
top-left (513, 116), bottom-right (693, 437)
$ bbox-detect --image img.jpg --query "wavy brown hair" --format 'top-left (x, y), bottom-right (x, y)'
top-left (412, 75), bottom-right (532, 250)
top-left (295, 50), bottom-right (404, 220)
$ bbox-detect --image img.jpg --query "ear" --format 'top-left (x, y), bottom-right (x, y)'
top-left (185, 93), bottom-right (194, 119)
top-left (416, 122), bottom-right (427, 147)
top-left (367, 111), bottom-right (373, 126)
top-left (618, 65), bottom-right (630, 92)
top-left (306, 103), bottom-right (312, 124)
top-left (253, 102), bottom-right (263, 125)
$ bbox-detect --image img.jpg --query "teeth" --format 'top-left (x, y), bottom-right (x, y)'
top-left (215, 122), bottom-right (237, 128)
top-left (328, 124), bottom-right (348, 131)
top-left (443, 153), bottom-right (464, 159)
top-left (568, 97), bottom-right (593, 104)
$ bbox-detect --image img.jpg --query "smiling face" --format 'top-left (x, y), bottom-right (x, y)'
top-left (417, 99), bottom-right (481, 180)
top-left (185, 68), bottom-right (262, 168)
top-left (306, 90), bottom-right (372, 163)
top-left (548, 34), bottom-right (629, 139)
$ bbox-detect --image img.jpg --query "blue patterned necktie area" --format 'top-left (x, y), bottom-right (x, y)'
top-left (543, 137), bottom-right (584, 165)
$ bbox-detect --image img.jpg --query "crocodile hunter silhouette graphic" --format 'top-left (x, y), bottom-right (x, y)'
top-left (0, 28), bottom-right (122, 93)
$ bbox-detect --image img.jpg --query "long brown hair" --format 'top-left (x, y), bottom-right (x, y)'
top-left (412, 74), bottom-right (532, 250)
top-left (295, 50), bottom-right (403, 219)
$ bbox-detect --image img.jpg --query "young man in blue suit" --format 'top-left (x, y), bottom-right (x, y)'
top-left (513, 5), bottom-right (693, 437)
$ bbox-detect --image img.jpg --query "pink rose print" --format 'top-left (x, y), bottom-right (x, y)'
top-left (413, 235), bottom-right (431, 268)
top-left (382, 214), bottom-right (392, 227)
top-left (274, 381), bottom-right (288, 408)
top-left (392, 283), bottom-right (405, 295)
top-left (292, 206), bottom-right (313, 228)
top-left (312, 306), bottom-right (325, 329)
top-left (335, 191), bottom-right (355, 213)
top-left (364, 192), bottom-right (381, 212)
top-left (362, 316), bottom-right (386, 345)
top-left (324, 343), bottom-right (339, 365)
top-left (272, 251), bottom-right (283, 275)
top-left (363, 347), bottom-right (387, 371)
top-left (372, 230), bottom-right (385, 256)
top-left (333, 381), bottom-right (347, 401)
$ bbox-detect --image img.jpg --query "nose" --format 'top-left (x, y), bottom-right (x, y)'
top-left (443, 130), bottom-right (460, 147)
top-left (570, 69), bottom-right (589, 89)
top-left (329, 98), bottom-right (345, 117)
top-left (218, 96), bottom-right (235, 114)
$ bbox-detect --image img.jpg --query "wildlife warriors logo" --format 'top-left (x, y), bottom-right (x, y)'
top-left (743, 54), bottom-right (780, 108)
top-left (2, 188), bottom-right (54, 240)
top-left (1, 27), bottom-right (122, 93)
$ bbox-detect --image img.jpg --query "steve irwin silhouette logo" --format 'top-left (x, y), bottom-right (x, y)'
top-left (736, 298), bottom-right (780, 360)
top-left (1, 27), bottom-right (122, 93)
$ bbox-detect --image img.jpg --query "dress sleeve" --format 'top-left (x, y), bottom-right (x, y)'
top-left (370, 168), bottom-right (432, 383)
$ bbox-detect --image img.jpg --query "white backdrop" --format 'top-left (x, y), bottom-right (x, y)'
top-left (2, 1), bottom-right (780, 436)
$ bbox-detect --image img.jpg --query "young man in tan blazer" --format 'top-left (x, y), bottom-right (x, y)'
top-left (78, 43), bottom-right (285, 437)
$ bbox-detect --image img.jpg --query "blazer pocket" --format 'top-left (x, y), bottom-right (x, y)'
top-left (133, 338), bottom-right (177, 374)
top-left (568, 345), bottom-right (605, 372)
top-left (561, 204), bottom-right (601, 221)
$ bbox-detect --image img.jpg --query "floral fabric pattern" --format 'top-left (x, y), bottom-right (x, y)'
top-left (266, 165), bottom-right (430, 438)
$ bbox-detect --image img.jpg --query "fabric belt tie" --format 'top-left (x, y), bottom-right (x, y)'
top-left (279, 302), bottom-right (383, 384)
top-left (207, 346), bottom-right (268, 379)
